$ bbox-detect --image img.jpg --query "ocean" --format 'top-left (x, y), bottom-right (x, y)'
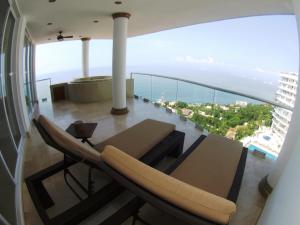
top-left (36, 64), bottom-right (280, 105)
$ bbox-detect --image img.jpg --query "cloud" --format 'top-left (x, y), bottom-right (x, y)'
top-left (254, 67), bottom-right (267, 73)
top-left (254, 67), bottom-right (278, 74)
top-left (175, 56), bottom-right (217, 64)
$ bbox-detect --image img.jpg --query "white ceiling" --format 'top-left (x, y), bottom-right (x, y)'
top-left (16, 0), bottom-right (293, 44)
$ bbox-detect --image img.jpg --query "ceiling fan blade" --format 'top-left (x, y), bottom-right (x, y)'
top-left (63, 35), bottom-right (73, 39)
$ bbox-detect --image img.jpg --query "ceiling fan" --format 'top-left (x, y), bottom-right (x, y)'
top-left (57, 31), bottom-right (73, 41)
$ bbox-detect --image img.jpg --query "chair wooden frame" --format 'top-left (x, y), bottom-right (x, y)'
top-left (26, 119), bottom-right (185, 225)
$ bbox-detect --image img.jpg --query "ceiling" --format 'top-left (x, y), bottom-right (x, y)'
top-left (16, 0), bottom-right (293, 44)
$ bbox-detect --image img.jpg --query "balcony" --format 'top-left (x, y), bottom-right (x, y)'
top-left (24, 97), bottom-right (277, 225)
top-left (278, 84), bottom-right (297, 95)
top-left (131, 72), bottom-right (293, 153)
top-left (22, 74), bottom-right (291, 225)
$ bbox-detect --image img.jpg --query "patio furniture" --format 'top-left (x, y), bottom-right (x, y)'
top-left (26, 115), bottom-right (185, 225)
top-left (100, 134), bottom-right (248, 225)
top-left (66, 121), bottom-right (97, 147)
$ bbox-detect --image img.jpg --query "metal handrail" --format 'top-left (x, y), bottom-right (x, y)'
top-left (35, 78), bottom-right (52, 85)
top-left (131, 72), bottom-right (293, 111)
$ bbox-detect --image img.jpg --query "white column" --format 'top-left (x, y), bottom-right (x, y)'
top-left (111, 12), bottom-right (130, 115)
top-left (257, 1), bottom-right (300, 224)
top-left (81, 37), bottom-right (90, 77)
top-left (260, 0), bottom-right (300, 191)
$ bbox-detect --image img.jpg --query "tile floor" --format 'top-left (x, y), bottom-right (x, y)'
top-left (22, 98), bottom-right (274, 225)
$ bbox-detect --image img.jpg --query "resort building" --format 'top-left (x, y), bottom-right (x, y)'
top-left (272, 72), bottom-right (298, 148)
top-left (1, 1), bottom-right (300, 225)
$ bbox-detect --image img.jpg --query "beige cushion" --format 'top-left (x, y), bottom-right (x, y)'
top-left (38, 115), bottom-right (101, 162)
top-left (171, 134), bottom-right (243, 198)
top-left (102, 146), bottom-right (236, 225)
top-left (94, 119), bottom-right (175, 159)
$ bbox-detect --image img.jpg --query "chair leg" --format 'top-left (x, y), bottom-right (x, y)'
top-left (88, 167), bottom-right (95, 196)
top-left (131, 212), bottom-right (151, 225)
top-left (64, 169), bottom-right (83, 200)
top-left (131, 214), bottom-right (138, 225)
top-left (63, 154), bottom-right (92, 200)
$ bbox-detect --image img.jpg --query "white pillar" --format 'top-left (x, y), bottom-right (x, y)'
top-left (259, 0), bottom-right (300, 194)
top-left (81, 37), bottom-right (90, 77)
top-left (257, 138), bottom-right (300, 225)
top-left (257, 1), bottom-right (300, 224)
top-left (111, 12), bottom-right (130, 115)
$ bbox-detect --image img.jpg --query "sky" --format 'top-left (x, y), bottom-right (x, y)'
top-left (36, 15), bottom-right (299, 77)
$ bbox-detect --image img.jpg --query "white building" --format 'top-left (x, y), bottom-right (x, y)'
top-left (272, 72), bottom-right (298, 148)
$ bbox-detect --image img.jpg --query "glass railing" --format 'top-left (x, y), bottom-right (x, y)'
top-left (36, 78), bottom-right (51, 101)
top-left (131, 72), bottom-right (294, 159)
top-left (36, 78), bottom-right (53, 117)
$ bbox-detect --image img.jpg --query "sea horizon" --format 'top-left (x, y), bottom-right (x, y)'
top-left (36, 64), bottom-right (281, 104)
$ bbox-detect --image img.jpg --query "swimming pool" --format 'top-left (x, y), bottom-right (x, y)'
top-left (263, 135), bottom-right (271, 141)
top-left (248, 144), bottom-right (278, 160)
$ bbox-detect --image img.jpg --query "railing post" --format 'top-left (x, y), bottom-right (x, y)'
top-left (176, 80), bottom-right (179, 102)
top-left (213, 89), bottom-right (216, 104)
top-left (150, 75), bottom-right (153, 101)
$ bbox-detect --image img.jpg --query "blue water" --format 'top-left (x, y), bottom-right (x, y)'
top-left (37, 65), bottom-right (279, 105)
top-left (248, 144), bottom-right (277, 160)
top-left (133, 75), bottom-right (264, 105)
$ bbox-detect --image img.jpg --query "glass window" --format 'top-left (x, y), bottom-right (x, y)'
top-left (23, 36), bottom-right (35, 114)
top-left (0, 12), bottom-right (18, 175)
top-left (0, 0), bottom-right (17, 224)
top-left (0, 154), bottom-right (16, 225)
top-left (0, 0), bottom-right (9, 45)
top-left (2, 13), bottom-right (21, 146)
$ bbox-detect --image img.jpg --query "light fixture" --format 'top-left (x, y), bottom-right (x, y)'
top-left (47, 22), bottom-right (53, 25)
top-left (49, 0), bottom-right (56, 2)
top-left (114, 1), bottom-right (122, 5)
top-left (93, 20), bottom-right (99, 23)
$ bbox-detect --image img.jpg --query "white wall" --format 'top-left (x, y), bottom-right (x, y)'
top-left (267, 11), bottom-right (300, 187)
top-left (257, 1), bottom-right (300, 224)
top-left (257, 139), bottom-right (300, 225)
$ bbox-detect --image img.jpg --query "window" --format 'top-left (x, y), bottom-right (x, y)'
top-left (23, 36), bottom-right (35, 114)
top-left (0, 2), bottom-right (18, 225)
top-left (0, 9), bottom-right (19, 176)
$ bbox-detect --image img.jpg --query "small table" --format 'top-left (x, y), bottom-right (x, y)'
top-left (66, 122), bottom-right (97, 147)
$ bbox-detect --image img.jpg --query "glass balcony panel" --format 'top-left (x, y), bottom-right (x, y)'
top-left (132, 74), bottom-right (151, 100)
top-left (132, 73), bottom-right (295, 159)
top-left (177, 81), bottom-right (214, 104)
top-left (151, 76), bottom-right (177, 102)
top-left (36, 79), bottom-right (53, 117)
top-left (214, 90), bottom-right (262, 105)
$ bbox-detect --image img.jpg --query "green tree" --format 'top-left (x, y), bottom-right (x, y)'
top-left (176, 101), bottom-right (188, 108)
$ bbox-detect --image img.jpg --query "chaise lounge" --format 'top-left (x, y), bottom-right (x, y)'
top-left (27, 115), bottom-right (247, 225)
top-left (100, 134), bottom-right (248, 225)
top-left (26, 115), bottom-right (185, 225)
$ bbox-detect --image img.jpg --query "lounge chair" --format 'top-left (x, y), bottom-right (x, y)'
top-left (99, 134), bottom-right (248, 225)
top-left (26, 114), bottom-right (185, 225)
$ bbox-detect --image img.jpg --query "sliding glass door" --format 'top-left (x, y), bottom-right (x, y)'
top-left (23, 36), bottom-right (35, 114)
top-left (0, 8), bottom-right (19, 177)
top-left (0, 0), bottom-right (18, 224)
top-left (2, 13), bottom-right (21, 147)
top-left (0, 154), bottom-right (16, 225)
